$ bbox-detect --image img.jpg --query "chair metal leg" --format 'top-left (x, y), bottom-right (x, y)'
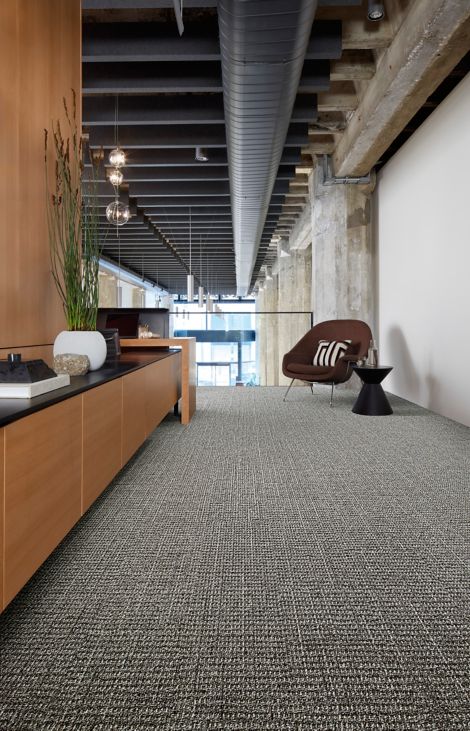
top-left (329, 383), bottom-right (335, 407)
top-left (310, 383), bottom-right (314, 394)
top-left (283, 378), bottom-right (295, 402)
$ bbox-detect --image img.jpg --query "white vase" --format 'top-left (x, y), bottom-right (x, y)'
top-left (53, 331), bottom-right (107, 371)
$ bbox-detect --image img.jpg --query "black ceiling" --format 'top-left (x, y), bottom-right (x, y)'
top-left (82, 1), bottom-right (361, 294)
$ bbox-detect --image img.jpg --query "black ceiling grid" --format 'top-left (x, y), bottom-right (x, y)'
top-left (81, 1), bottom-right (353, 295)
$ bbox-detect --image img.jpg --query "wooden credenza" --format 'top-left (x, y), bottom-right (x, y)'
top-left (120, 338), bottom-right (196, 425)
top-left (0, 350), bottom-right (182, 610)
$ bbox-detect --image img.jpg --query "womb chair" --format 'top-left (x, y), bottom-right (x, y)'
top-left (282, 319), bottom-right (372, 405)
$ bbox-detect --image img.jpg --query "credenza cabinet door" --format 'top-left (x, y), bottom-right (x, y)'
top-left (145, 354), bottom-right (180, 434)
top-left (3, 397), bottom-right (82, 608)
top-left (83, 378), bottom-right (123, 514)
top-left (122, 368), bottom-right (148, 464)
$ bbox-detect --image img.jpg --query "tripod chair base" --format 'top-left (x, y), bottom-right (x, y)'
top-left (283, 378), bottom-right (295, 402)
top-left (283, 379), bottom-right (336, 406)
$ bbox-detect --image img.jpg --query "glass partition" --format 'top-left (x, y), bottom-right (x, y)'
top-left (171, 302), bottom-right (311, 386)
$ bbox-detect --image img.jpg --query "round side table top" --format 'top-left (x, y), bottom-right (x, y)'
top-left (352, 365), bottom-right (393, 384)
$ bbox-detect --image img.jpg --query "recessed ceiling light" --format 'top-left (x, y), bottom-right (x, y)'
top-left (367, 1), bottom-right (385, 21)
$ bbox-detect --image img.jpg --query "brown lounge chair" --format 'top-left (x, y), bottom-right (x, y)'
top-left (282, 319), bottom-right (372, 405)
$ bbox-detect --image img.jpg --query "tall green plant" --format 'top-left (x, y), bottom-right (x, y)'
top-left (44, 91), bottom-right (101, 331)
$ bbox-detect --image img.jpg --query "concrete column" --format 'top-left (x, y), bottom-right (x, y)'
top-left (311, 163), bottom-right (375, 389)
top-left (255, 287), bottom-right (267, 385)
top-left (99, 274), bottom-right (118, 307)
top-left (255, 163), bottom-right (374, 390)
top-left (132, 287), bottom-right (144, 308)
top-left (277, 242), bottom-right (312, 385)
top-left (263, 273), bottom-right (279, 385)
top-left (312, 164), bottom-right (375, 329)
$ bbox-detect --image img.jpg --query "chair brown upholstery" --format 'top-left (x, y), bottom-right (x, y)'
top-left (282, 319), bottom-right (372, 404)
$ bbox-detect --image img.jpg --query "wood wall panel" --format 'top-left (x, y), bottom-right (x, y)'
top-left (83, 380), bottom-right (123, 514)
top-left (0, 430), bottom-right (4, 610)
top-left (0, 0), bottom-right (81, 351)
top-left (0, 345), bottom-right (54, 366)
top-left (3, 397), bottom-right (82, 607)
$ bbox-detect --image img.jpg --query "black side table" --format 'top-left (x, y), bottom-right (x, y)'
top-left (351, 365), bottom-right (393, 416)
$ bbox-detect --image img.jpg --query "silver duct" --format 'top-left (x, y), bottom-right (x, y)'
top-left (218, 0), bottom-right (317, 295)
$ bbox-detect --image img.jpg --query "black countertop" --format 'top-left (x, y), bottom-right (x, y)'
top-left (0, 349), bottom-right (179, 428)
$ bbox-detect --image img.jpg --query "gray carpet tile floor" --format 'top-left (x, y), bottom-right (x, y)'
top-left (0, 386), bottom-right (469, 730)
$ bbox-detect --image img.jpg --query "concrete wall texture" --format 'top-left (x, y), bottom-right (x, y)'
top-left (376, 72), bottom-right (470, 427)
top-left (312, 166), bottom-right (375, 331)
top-left (256, 165), bottom-right (374, 389)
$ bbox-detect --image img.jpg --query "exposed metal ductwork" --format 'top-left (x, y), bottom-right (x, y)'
top-left (218, 0), bottom-right (318, 296)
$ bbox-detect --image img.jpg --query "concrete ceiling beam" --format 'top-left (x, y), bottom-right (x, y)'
top-left (333, 0), bottom-right (470, 176)
top-left (330, 51), bottom-right (375, 81)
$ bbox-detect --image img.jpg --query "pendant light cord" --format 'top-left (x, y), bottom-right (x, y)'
top-left (114, 96), bottom-right (119, 205)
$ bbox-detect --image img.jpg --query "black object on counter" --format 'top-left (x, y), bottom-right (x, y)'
top-left (98, 328), bottom-right (121, 359)
top-left (0, 358), bottom-right (57, 384)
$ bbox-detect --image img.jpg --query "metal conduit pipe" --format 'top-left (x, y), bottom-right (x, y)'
top-left (321, 154), bottom-right (372, 186)
top-left (218, 0), bottom-right (318, 296)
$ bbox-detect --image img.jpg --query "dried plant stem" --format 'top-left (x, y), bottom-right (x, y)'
top-left (45, 90), bottom-right (101, 331)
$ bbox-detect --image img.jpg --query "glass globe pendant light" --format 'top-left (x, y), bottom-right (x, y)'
top-left (105, 96), bottom-right (130, 227)
top-left (108, 167), bottom-right (123, 187)
top-left (108, 146), bottom-right (126, 168)
top-left (106, 200), bottom-right (131, 226)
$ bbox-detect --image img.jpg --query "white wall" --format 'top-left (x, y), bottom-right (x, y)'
top-left (376, 72), bottom-right (470, 426)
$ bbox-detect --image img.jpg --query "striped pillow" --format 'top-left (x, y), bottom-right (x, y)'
top-left (313, 339), bottom-right (351, 367)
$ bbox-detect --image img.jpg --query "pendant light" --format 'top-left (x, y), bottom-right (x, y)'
top-left (108, 146), bottom-right (126, 168)
top-left (186, 206), bottom-right (194, 303)
top-left (106, 200), bottom-right (130, 226)
top-left (115, 205), bottom-right (122, 305)
top-left (106, 95), bottom-right (130, 226)
top-left (107, 167), bottom-right (123, 187)
top-left (198, 236), bottom-right (204, 307)
top-left (108, 97), bottom-right (126, 169)
top-left (205, 253), bottom-right (211, 312)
